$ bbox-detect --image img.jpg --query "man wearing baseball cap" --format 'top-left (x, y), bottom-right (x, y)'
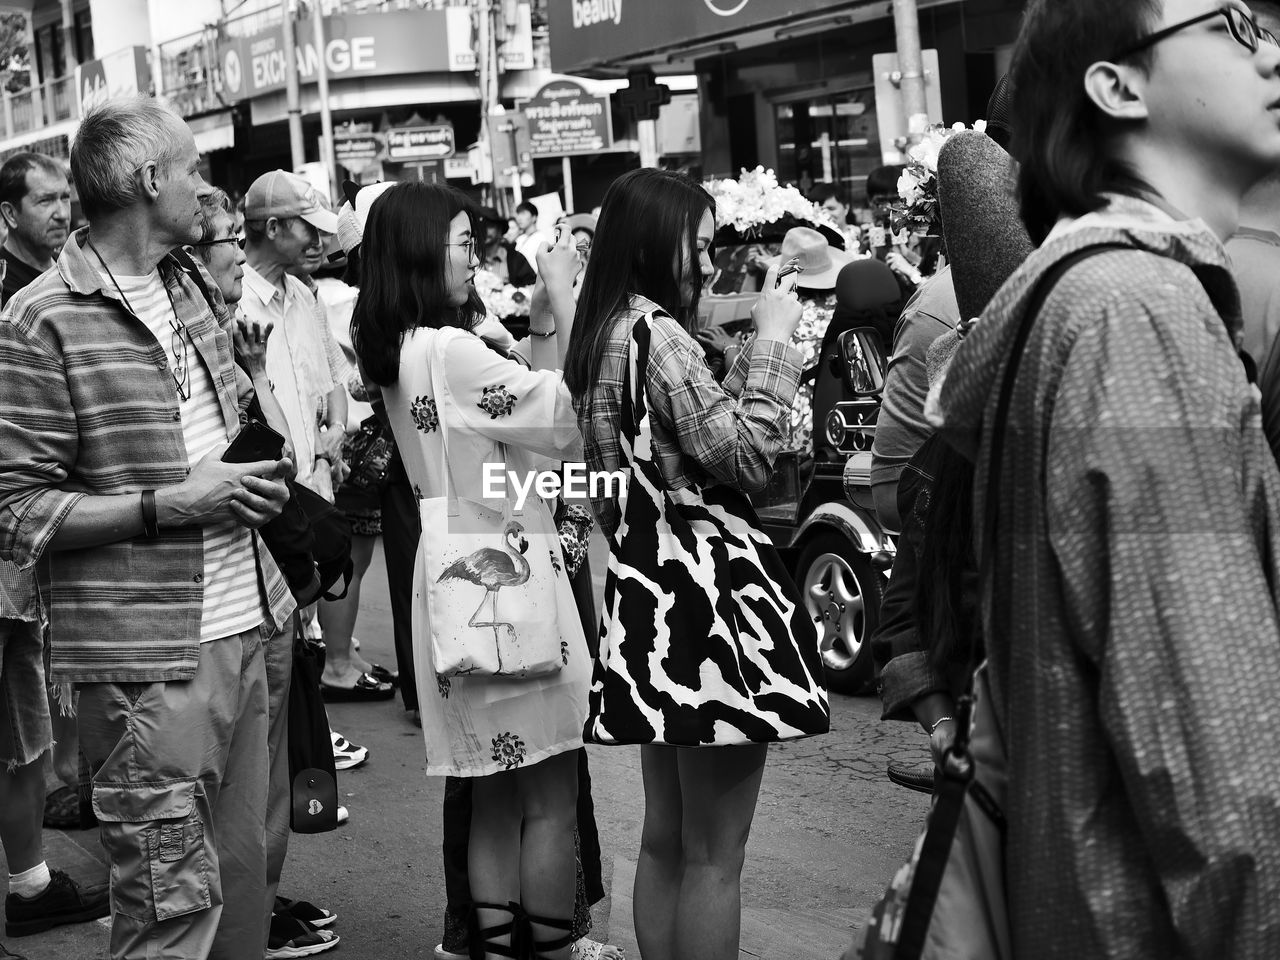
top-left (240, 171), bottom-right (347, 496)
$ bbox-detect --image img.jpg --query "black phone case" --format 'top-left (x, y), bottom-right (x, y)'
top-left (222, 419), bottom-right (286, 463)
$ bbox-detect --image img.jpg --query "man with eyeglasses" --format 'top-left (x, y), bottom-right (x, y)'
top-left (240, 171), bottom-right (349, 498)
top-left (927, 1), bottom-right (1280, 956)
top-left (0, 96), bottom-right (295, 959)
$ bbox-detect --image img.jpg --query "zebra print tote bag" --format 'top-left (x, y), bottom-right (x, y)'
top-left (584, 317), bottom-right (830, 747)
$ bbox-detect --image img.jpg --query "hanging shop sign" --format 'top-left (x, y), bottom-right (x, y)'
top-left (386, 124), bottom-right (456, 162)
top-left (521, 80), bottom-right (614, 157)
top-left (334, 132), bottom-right (384, 172)
top-left (219, 7), bottom-right (474, 102)
top-left (77, 46), bottom-right (150, 116)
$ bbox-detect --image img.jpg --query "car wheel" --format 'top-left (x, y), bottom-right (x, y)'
top-left (796, 533), bottom-right (883, 695)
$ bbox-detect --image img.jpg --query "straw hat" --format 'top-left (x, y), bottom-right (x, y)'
top-left (765, 226), bottom-right (854, 290)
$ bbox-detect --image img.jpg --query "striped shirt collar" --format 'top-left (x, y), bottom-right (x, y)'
top-left (57, 226), bottom-right (187, 303)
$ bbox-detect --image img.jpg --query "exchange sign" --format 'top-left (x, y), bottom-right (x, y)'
top-left (522, 80), bottom-right (614, 158)
top-left (386, 125), bottom-right (456, 162)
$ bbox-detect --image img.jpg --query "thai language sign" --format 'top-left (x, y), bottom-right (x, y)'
top-left (522, 80), bottom-right (614, 158)
top-left (386, 125), bottom-right (456, 162)
top-left (220, 7), bottom-right (473, 102)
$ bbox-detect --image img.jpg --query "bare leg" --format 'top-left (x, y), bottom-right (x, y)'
top-left (673, 744), bottom-right (767, 960)
top-left (319, 534), bottom-right (378, 686)
top-left (518, 751), bottom-right (578, 960)
top-left (634, 745), bottom-right (682, 960)
top-left (470, 771), bottom-right (523, 959)
top-left (0, 751), bottom-right (47, 873)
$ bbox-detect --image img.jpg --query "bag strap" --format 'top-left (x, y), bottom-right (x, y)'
top-left (170, 247), bottom-right (217, 312)
top-left (893, 244), bottom-right (1125, 960)
top-left (619, 313), bottom-right (653, 453)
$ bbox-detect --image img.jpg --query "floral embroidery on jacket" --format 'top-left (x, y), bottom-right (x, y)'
top-left (411, 395), bottom-right (439, 433)
top-left (437, 673), bottom-right (451, 698)
top-left (560, 641), bottom-right (569, 666)
top-left (477, 385), bottom-right (518, 419)
top-left (491, 732), bottom-right (527, 769)
top-left (549, 550), bottom-right (563, 576)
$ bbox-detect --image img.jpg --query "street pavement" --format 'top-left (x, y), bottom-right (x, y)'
top-left (1, 535), bottom-right (932, 960)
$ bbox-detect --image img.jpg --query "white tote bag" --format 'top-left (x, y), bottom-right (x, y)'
top-left (416, 335), bottom-right (570, 680)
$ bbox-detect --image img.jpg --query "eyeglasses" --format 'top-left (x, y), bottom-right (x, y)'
top-left (447, 237), bottom-right (478, 260)
top-left (1113, 6), bottom-right (1279, 60)
top-left (192, 236), bottom-right (240, 249)
top-left (167, 315), bottom-right (191, 401)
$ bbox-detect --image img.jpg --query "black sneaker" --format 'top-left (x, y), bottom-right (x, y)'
top-left (4, 868), bottom-right (110, 937)
top-left (266, 911), bottom-right (340, 958)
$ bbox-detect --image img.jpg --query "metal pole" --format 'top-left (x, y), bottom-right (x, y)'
top-left (23, 13), bottom-right (43, 128)
top-left (311, 0), bottom-right (337, 201)
top-left (60, 0), bottom-right (77, 75)
top-left (280, 0), bottom-right (305, 170)
top-left (892, 0), bottom-right (929, 145)
top-left (561, 155), bottom-right (574, 213)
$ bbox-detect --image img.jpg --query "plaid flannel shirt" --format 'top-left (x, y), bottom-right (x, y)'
top-left (0, 228), bottom-right (295, 683)
top-left (577, 295), bottom-right (803, 538)
top-left (0, 559), bottom-right (36, 623)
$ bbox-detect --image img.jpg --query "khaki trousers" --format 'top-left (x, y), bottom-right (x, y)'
top-left (79, 629), bottom-right (269, 960)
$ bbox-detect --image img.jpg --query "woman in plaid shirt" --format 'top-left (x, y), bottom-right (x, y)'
top-left (564, 169), bottom-right (828, 960)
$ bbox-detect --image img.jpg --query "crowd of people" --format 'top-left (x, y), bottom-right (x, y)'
top-left (7, 0), bottom-right (1280, 958)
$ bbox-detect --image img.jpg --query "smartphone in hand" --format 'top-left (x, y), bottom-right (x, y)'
top-left (775, 257), bottom-right (805, 288)
top-left (222, 418), bottom-right (286, 464)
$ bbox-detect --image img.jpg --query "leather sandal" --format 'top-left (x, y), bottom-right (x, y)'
top-left (524, 912), bottom-right (575, 960)
top-left (320, 672), bottom-right (395, 701)
top-left (469, 901), bottom-right (525, 960)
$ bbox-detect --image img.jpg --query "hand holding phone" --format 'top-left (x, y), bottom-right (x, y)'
top-left (222, 418), bottom-right (286, 464)
top-left (775, 257), bottom-right (805, 288)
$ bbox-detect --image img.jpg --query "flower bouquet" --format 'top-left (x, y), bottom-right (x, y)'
top-left (893, 120), bottom-right (988, 235)
top-left (705, 166), bottom-right (837, 246)
top-left (473, 268), bottom-right (533, 321)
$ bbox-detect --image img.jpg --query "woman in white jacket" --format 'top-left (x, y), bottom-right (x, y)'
top-left (351, 182), bottom-right (588, 960)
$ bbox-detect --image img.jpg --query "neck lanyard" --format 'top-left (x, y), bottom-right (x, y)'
top-left (88, 239), bottom-right (191, 401)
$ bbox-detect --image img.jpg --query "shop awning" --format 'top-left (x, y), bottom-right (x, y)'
top-left (188, 110), bottom-right (236, 154)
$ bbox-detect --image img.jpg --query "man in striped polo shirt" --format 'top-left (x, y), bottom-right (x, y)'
top-left (0, 97), bottom-right (295, 960)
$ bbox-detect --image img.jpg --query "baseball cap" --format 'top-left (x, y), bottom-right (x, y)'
top-left (244, 170), bottom-right (338, 235)
top-left (335, 180), bottom-right (398, 255)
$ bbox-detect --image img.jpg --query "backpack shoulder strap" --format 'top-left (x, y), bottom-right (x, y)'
top-left (169, 246), bottom-right (217, 312)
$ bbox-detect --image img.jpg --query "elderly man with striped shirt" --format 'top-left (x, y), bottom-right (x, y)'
top-left (0, 97), bottom-right (295, 960)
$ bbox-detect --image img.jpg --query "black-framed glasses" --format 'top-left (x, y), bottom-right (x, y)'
top-left (167, 316), bottom-right (191, 401)
top-left (447, 237), bottom-right (478, 261)
top-left (1114, 6), bottom-right (1278, 60)
top-left (192, 236), bottom-right (240, 249)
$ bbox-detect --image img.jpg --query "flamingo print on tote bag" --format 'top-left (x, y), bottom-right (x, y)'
top-left (415, 331), bottom-right (575, 680)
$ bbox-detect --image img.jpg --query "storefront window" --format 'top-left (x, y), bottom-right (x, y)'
top-left (775, 87), bottom-right (879, 201)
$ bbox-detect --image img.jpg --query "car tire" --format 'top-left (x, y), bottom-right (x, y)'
top-left (795, 532), bottom-right (884, 695)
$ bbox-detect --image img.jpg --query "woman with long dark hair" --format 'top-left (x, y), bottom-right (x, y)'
top-left (563, 168), bottom-right (830, 960)
top-left (351, 181), bottom-right (589, 960)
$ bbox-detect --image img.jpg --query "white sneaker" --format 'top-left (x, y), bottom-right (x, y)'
top-left (434, 946), bottom-right (467, 960)
top-left (336, 805), bottom-right (349, 826)
top-left (330, 731), bottom-right (369, 771)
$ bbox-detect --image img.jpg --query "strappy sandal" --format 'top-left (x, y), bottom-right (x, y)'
top-left (571, 938), bottom-right (624, 959)
top-left (524, 912), bottom-right (576, 960)
top-left (469, 901), bottom-right (525, 960)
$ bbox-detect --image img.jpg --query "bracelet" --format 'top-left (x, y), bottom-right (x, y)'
top-left (929, 716), bottom-right (954, 735)
top-left (140, 490), bottom-right (160, 539)
top-left (528, 327), bottom-right (557, 339)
